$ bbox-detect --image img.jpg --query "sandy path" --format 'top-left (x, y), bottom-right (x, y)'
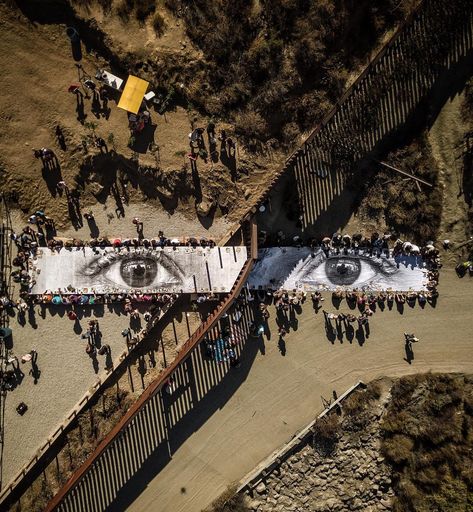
top-left (2, 297), bottom-right (202, 490)
top-left (125, 268), bottom-right (473, 512)
top-left (2, 303), bottom-right (132, 487)
top-left (9, 202), bottom-right (232, 242)
top-left (427, 91), bottom-right (469, 264)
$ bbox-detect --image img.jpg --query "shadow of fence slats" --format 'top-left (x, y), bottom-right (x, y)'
top-left (42, 226), bottom-right (258, 512)
top-left (238, 0), bottom-right (473, 235)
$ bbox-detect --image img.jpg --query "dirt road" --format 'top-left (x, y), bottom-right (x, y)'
top-left (126, 268), bottom-right (473, 512)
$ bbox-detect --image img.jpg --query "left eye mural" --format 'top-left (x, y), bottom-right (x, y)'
top-left (81, 250), bottom-right (184, 289)
top-left (29, 247), bottom-right (248, 294)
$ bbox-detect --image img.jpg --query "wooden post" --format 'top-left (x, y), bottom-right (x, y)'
top-left (185, 313), bottom-right (191, 338)
top-left (377, 160), bottom-right (433, 187)
top-left (161, 337), bottom-right (167, 368)
top-left (250, 217), bottom-right (258, 260)
top-left (127, 364), bottom-right (135, 393)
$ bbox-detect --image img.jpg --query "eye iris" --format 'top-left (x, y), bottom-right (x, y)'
top-left (120, 258), bottom-right (157, 287)
top-left (325, 258), bottom-right (361, 285)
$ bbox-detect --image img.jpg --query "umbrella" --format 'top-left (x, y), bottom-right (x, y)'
top-left (52, 296), bottom-right (62, 305)
top-left (113, 238), bottom-right (122, 246)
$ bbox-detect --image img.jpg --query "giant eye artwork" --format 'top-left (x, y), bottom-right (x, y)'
top-left (248, 248), bottom-right (426, 292)
top-left (29, 246), bottom-right (248, 294)
top-left (81, 250), bottom-right (183, 289)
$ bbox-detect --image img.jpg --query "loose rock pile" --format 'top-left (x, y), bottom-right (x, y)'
top-left (245, 402), bottom-right (394, 511)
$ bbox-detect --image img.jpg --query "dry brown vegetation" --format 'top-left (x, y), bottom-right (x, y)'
top-left (381, 374), bottom-right (473, 512)
top-left (162, 0), bottom-right (414, 147)
top-left (460, 79), bottom-right (473, 237)
top-left (357, 135), bottom-right (442, 243)
top-left (204, 485), bottom-right (250, 512)
top-left (69, 0), bottom-right (415, 148)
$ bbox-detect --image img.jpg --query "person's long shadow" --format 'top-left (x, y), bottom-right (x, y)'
top-left (73, 319), bottom-right (82, 334)
top-left (130, 316), bottom-right (142, 332)
top-left (336, 322), bottom-right (344, 343)
top-left (346, 298), bottom-right (357, 310)
top-left (256, 332), bottom-right (266, 355)
top-left (86, 216), bottom-right (100, 238)
top-left (17, 311), bottom-right (26, 327)
top-left (331, 295), bottom-right (342, 310)
top-left (404, 342), bottom-right (414, 364)
top-left (91, 352), bottom-right (99, 374)
top-left (27, 307), bottom-right (37, 329)
top-left (191, 161), bottom-right (202, 203)
top-left (220, 148), bottom-right (237, 180)
top-left (356, 326), bottom-right (365, 346)
top-left (76, 94), bottom-right (87, 124)
top-left (278, 336), bottom-right (286, 356)
top-left (30, 358), bottom-right (41, 384)
top-left (345, 323), bottom-right (354, 343)
top-left (105, 350), bottom-right (113, 370)
top-left (289, 309), bottom-right (298, 331)
top-left (71, 38), bottom-right (82, 61)
top-left (263, 321), bottom-right (271, 340)
top-left (396, 302), bottom-right (404, 314)
top-left (107, 303), bottom-right (260, 511)
top-left (41, 164), bottom-right (62, 197)
top-left (91, 91), bottom-right (102, 119)
top-left (325, 323), bottom-right (336, 344)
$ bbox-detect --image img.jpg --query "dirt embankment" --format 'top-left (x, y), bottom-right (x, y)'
top-left (0, 1), bottom-right (283, 233)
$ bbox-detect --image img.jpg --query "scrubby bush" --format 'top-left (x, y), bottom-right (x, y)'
top-left (163, 0), bottom-right (412, 146)
top-left (135, 0), bottom-right (155, 21)
top-left (381, 374), bottom-right (473, 511)
top-left (235, 111), bottom-right (268, 143)
top-left (115, 0), bottom-right (134, 20)
top-left (312, 413), bottom-right (339, 455)
top-left (358, 136), bottom-right (442, 243)
top-left (382, 434), bottom-right (414, 465)
top-left (204, 485), bottom-right (250, 512)
top-left (152, 11), bottom-right (166, 35)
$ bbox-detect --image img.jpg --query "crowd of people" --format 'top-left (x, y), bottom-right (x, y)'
top-left (12, 216), bottom-right (217, 254)
top-left (188, 124), bottom-right (237, 165)
top-left (261, 230), bottom-right (444, 263)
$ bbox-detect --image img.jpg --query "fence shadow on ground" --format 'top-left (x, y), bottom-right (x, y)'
top-left (257, 4), bottom-right (473, 239)
top-left (59, 301), bottom-right (261, 512)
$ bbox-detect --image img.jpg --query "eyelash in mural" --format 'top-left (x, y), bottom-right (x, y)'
top-left (297, 253), bottom-right (399, 288)
top-left (81, 249), bottom-right (185, 289)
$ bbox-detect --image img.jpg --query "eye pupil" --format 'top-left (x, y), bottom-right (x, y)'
top-left (326, 258), bottom-right (361, 285)
top-left (120, 258), bottom-right (157, 287)
top-left (133, 264), bottom-right (146, 276)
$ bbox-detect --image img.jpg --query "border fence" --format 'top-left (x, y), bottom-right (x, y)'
top-left (4, 0), bottom-right (473, 509)
top-left (42, 220), bottom-right (257, 512)
top-left (235, 0), bottom-right (473, 232)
